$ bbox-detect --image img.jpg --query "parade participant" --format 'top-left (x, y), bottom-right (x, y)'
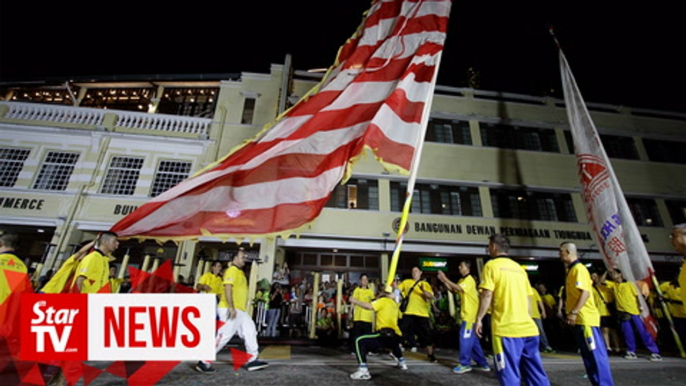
top-left (349, 287), bottom-right (407, 380)
top-left (437, 261), bottom-right (491, 374)
top-left (349, 273), bottom-right (375, 355)
top-left (195, 247), bottom-right (268, 373)
top-left (475, 233), bottom-right (550, 386)
top-left (398, 266), bottom-right (436, 362)
top-left (591, 269), bottom-right (621, 355)
top-left (0, 233), bottom-right (27, 324)
top-left (73, 232), bottom-right (119, 293)
top-left (610, 269), bottom-right (661, 361)
top-left (560, 242), bottom-right (615, 386)
top-left (671, 224), bottom-right (686, 313)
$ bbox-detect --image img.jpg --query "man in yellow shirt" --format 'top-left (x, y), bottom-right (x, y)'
top-left (438, 261), bottom-right (490, 374)
top-left (0, 232), bottom-right (28, 331)
top-left (529, 282), bottom-right (555, 353)
top-left (590, 270), bottom-right (621, 354)
top-left (560, 242), bottom-right (614, 386)
top-left (73, 232), bottom-right (119, 293)
top-left (195, 247), bottom-right (268, 373)
top-left (659, 275), bottom-right (686, 349)
top-left (670, 224), bottom-right (686, 321)
top-left (196, 260), bottom-right (224, 319)
top-left (398, 266), bottom-right (436, 362)
top-left (349, 287), bottom-right (407, 380)
top-left (349, 273), bottom-right (375, 355)
top-left (476, 234), bottom-right (549, 386)
top-left (610, 269), bottom-right (660, 361)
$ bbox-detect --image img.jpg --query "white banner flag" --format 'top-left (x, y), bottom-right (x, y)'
top-left (559, 50), bottom-right (658, 336)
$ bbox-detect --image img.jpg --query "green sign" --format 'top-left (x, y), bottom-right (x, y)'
top-left (419, 257), bottom-right (448, 272)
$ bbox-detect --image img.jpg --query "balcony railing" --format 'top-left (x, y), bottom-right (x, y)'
top-left (2, 101), bottom-right (105, 125)
top-left (0, 101), bottom-right (211, 137)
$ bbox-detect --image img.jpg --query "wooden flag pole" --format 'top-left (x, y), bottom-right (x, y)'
top-left (384, 52), bottom-right (443, 292)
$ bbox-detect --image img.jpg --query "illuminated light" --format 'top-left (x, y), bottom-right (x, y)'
top-left (138, 105), bottom-right (144, 110)
top-left (208, 98), bottom-right (213, 103)
top-left (37, 229), bottom-right (45, 233)
top-left (517, 196), bottom-right (525, 201)
top-left (523, 264), bottom-right (539, 272)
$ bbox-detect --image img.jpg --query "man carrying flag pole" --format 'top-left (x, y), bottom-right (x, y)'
top-left (553, 27), bottom-right (685, 358)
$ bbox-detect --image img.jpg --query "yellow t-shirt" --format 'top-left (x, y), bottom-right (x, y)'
top-left (0, 251), bottom-right (28, 304)
top-left (372, 296), bottom-right (402, 336)
top-left (565, 262), bottom-right (600, 326)
top-left (679, 259), bottom-right (686, 317)
top-left (41, 255), bottom-right (79, 293)
top-left (218, 265), bottom-right (248, 311)
top-left (198, 271), bottom-right (223, 297)
top-left (458, 275), bottom-right (479, 323)
top-left (73, 250), bottom-right (109, 294)
top-left (542, 293), bottom-right (556, 311)
top-left (399, 279), bottom-right (433, 318)
top-left (663, 282), bottom-right (686, 318)
top-left (109, 277), bottom-right (124, 294)
top-left (479, 257), bottom-right (539, 338)
top-left (352, 287), bottom-right (375, 323)
top-left (530, 286), bottom-right (542, 319)
top-left (614, 281), bottom-right (640, 315)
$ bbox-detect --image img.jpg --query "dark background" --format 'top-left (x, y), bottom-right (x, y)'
top-left (1, 1), bottom-right (684, 112)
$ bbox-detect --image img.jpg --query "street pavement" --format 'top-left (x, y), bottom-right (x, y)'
top-left (81, 341), bottom-right (686, 386)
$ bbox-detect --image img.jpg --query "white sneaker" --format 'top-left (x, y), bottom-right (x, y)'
top-left (410, 347), bottom-right (418, 353)
top-left (350, 369), bottom-right (371, 380)
top-left (396, 361), bottom-right (408, 370)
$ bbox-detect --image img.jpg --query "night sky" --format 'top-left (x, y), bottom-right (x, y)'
top-left (1, 1), bottom-right (684, 112)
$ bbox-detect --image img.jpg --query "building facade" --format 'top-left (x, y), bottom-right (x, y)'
top-left (1, 62), bottom-right (685, 289)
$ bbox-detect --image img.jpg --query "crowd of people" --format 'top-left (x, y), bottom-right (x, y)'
top-left (2, 226), bottom-right (686, 385)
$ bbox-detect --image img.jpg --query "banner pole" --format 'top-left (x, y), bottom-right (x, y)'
top-left (384, 52), bottom-right (443, 292)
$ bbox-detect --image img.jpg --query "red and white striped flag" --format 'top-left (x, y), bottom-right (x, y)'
top-left (111, 0), bottom-right (452, 242)
top-left (559, 48), bottom-right (658, 336)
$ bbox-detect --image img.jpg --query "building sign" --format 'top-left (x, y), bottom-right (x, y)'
top-left (0, 196), bottom-right (45, 211)
top-left (409, 220), bottom-right (597, 241)
top-left (419, 257), bottom-right (448, 272)
top-left (113, 204), bottom-right (140, 215)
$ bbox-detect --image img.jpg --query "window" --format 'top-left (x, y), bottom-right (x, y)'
top-left (480, 123), bottom-right (559, 152)
top-left (426, 119), bottom-right (472, 145)
top-left (564, 132), bottom-right (639, 159)
top-left (241, 97), bottom-right (256, 124)
top-left (9, 87), bottom-right (75, 105)
top-left (150, 160), bottom-right (192, 197)
top-left (0, 147), bottom-right (30, 187)
top-left (326, 178), bottom-right (379, 210)
top-left (643, 138), bottom-right (686, 164)
top-left (665, 200), bottom-right (686, 225)
top-left (626, 198), bottom-right (663, 227)
top-left (33, 151), bottom-right (79, 190)
top-left (490, 189), bottom-right (577, 222)
top-left (101, 156), bottom-right (144, 195)
top-left (81, 87), bottom-right (154, 112)
top-left (391, 182), bottom-right (482, 216)
top-left (157, 88), bottom-right (218, 117)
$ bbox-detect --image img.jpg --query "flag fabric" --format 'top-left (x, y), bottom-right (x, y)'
top-left (559, 49), bottom-right (658, 336)
top-left (111, 0), bottom-right (452, 242)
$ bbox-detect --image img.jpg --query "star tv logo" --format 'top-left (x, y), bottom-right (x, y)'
top-left (21, 294), bottom-right (88, 361)
top-left (20, 293), bottom-right (216, 361)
